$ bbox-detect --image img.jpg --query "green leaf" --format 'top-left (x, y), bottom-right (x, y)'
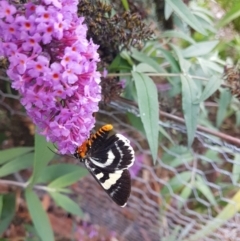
top-left (195, 175), bottom-right (217, 206)
top-left (25, 190), bottom-right (54, 241)
top-left (0, 147), bottom-right (33, 165)
top-left (108, 54), bottom-right (132, 72)
top-left (182, 41), bottom-right (219, 58)
top-left (28, 133), bottom-right (55, 186)
top-left (164, 0), bottom-right (173, 19)
top-left (0, 193), bottom-right (15, 236)
top-left (24, 224), bottom-right (41, 241)
top-left (197, 58), bottom-right (223, 74)
top-left (170, 44), bottom-right (191, 72)
top-left (48, 170), bottom-right (86, 189)
top-left (181, 75), bottom-right (200, 147)
top-left (178, 185), bottom-right (192, 209)
top-left (165, 0), bottom-right (206, 35)
top-left (216, 89), bottom-right (232, 128)
top-left (132, 71), bottom-right (159, 162)
top-left (193, 9), bottom-right (213, 25)
top-left (131, 49), bottom-right (165, 73)
top-left (135, 63), bottom-right (158, 73)
top-left (37, 164), bottom-right (88, 184)
top-left (232, 153), bottom-right (240, 184)
top-left (190, 3), bottom-right (212, 17)
top-left (217, 2), bottom-right (240, 28)
top-left (158, 47), bottom-right (180, 72)
top-left (196, 15), bottom-right (216, 33)
top-left (197, 76), bottom-right (222, 103)
top-left (199, 150), bottom-right (222, 164)
top-left (186, 190), bottom-right (240, 241)
top-left (50, 192), bottom-right (83, 217)
top-left (161, 171), bottom-right (192, 195)
top-left (159, 126), bottom-right (174, 145)
top-left (0, 152), bottom-right (33, 178)
top-left (121, 0), bottom-right (129, 10)
top-left (162, 145), bottom-right (193, 168)
top-left (160, 30), bottom-right (196, 44)
top-left (120, 50), bottom-right (135, 66)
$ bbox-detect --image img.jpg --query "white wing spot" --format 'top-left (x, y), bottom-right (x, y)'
top-left (101, 170), bottom-right (123, 190)
top-left (95, 172), bottom-right (104, 180)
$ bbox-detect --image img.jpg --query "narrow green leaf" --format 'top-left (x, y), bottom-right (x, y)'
top-left (0, 147), bottom-right (33, 165)
top-left (200, 150), bottom-right (222, 164)
top-left (182, 41), bottom-right (219, 58)
top-left (160, 30), bottom-right (196, 44)
top-left (217, 2), bottom-right (240, 28)
top-left (121, 0), bottom-right (129, 10)
top-left (162, 145), bottom-right (193, 168)
top-left (197, 76), bottom-right (222, 103)
top-left (170, 44), bottom-right (191, 72)
top-left (108, 54), bottom-right (132, 72)
top-left (178, 186), bottom-right (192, 209)
top-left (48, 170), bottom-right (86, 189)
top-left (216, 89), bottom-right (232, 128)
top-left (25, 190), bottom-right (54, 241)
top-left (132, 71), bottom-right (159, 162)
top-left (131, 49), bottom-right (165, 73)
top-left (195, 175), bottom-right (217, 206)
top-left (50, 192), bottom-right (83, 217)
top-left (165, 0), bottom-right (206, 35)
top-left (197, 58), bottom-right (223, 74)
top-left (181, 75), bottom-right (200, 147)
top-left (143, 42), bottom-right (158, 56)
top-left (0, 193), bottom-right (15, 236)
top-left (158, 47), bottom-right (180, 72)
top-left (232, 153), bottom-right (240, 184)
top-left (193, 10), bottom-right (213, 25)
top-left (0, 152), bottom-right (33, 178)
top-left (190, 3), bottom-right (212, 17)
top-left (29, 133), bottom-right (55, 186)
top-left (159, 126), bottom-right (174, 145)
top-left (196, 16), bottom-right (216, 33)
top-left (164, 0), bottom-right (173, 19)
top-left (37, 164), bottom-right (88, 184)
top-left (24, 224), bottom-right (41, 241)
top-left (120, 50), bottom-right (135, 66)
top-left (161, 171), bottom-right (192, 195)
top-left (135, 63), bottom-right (158, 73)
top-left (186, 190), bottom-right (240, 241)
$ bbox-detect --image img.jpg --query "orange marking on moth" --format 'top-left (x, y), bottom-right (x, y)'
top-left (101, 124), bottom-right (113, 132)
top-left (77, 140), bottom-right (88, 158)
top-left (76, 125), bottom-right (113, 158)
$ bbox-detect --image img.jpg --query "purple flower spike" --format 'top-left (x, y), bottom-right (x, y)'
top-left (0, 0), bottom-right (101, 154)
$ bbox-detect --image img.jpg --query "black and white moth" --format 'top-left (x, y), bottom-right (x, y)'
top-left (74, 124), bottom-right (135, 207)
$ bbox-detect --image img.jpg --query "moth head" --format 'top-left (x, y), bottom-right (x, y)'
top-left (74, 139), bottom-right (90, 159)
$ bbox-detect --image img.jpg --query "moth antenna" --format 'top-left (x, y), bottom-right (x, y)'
top-left (47, 146), bottom-right (61, 156)
top-left (48, 146), bottom-right (73, 158)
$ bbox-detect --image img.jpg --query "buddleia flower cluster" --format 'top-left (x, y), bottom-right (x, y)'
top-left (0, 0), bottom-right (101, 154)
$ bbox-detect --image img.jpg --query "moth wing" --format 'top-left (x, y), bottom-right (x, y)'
top-left (89, 134), bottom-right (135, 171)
top-left (84, 159), bottom-right (131, 207)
